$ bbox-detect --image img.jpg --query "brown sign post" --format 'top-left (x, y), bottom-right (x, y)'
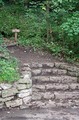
top-left (12, 29), bottom-right (20, 42)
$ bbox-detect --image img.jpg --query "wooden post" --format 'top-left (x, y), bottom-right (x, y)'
top-left (15, 32), bottom-right (18, 42)
top-left (12, 29), bottom-right (20, 42)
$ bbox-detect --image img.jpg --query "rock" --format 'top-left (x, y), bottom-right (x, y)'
top-left (68, 71), bottom-right (79, 77)
top-left (6, 99), bottom-right (22, 108)
top-left (43, 63), bottom-right (54, 68)
top-left (69, 83), bottom-right (79, 90)
top-left (54, 91), bottom-right (79, 100)
top-left (55, 100), bottom-right (76, 108)
top-left (74, 100), bottom-right (79, 106)
top-left (4, 96), bottom-right (14, 102)
top-left (22, 67), bottom-right (31, 71)
top-left (43, 92), bottom-right (54, 100)
top-left (0, 87), bottom-right (2, 90)
top-left (0, 98), bottom-right (4, 103)
top-left (32, 69), bottom-right (41, 76)
top-left (18, 72), bottom-right (32, 85)
top-left (32, 88), bottom-right (41, 92)
top-left (67, 66), bottom-right (78, 72)
top-left (24, 74), bottom-right (31, 79)
top-left (18, 92), bottom-right (31, 98)
top-left (52, 69), bottom-right (67, 75)
top-left (32, 101), bottom-right (46, 108)
top-left (16, 84), bottom-right (27, 90)
top-left (20, 104), bottom-right (30, 109)
top-left (26, 83), bottom-right (32, 89)
top-left (56, 102), bottom-right (69, 108)
top-left (52, 68), bottom-right (67, 75)
top-left (0, 102), bottom-right (4, 109)
top-left (55, 62), bottom-right (66, 68)
top-left (18, 88), bottom-right (32, 98)
top-left (18, 78), bottom-right (32, 84)
top-left (23, 63), bottom-right (30, 67)
top-left (0, 83), bottom-right (12, 90)
top-left (55, 62), bottom-right (69, 69)
top-left (0, 96), bottom-right (14, 102)
top-left (46, 100), bottom-right (56, 108)
top-left (23, 96), bottom-right (32, 104)
top-left (50, 76), bottom-right (77, 83)
top-left (2, 88), bottom-right (18, 98)
top-left (32, 92), bottom-right (42, 100)
top-left (19, 88), bottom-right (32, 93)
top-left (42, 69), bottom-right (52, 75)
top-left (33, 84), bottom-right (45, 91)
top-left (46, 84), bottom-right (69, 91)
top-left (55, 62), bottom-right (79, 72)
top-left (31, 63), bottom-right (42, 68)
top-left (0, 91), bottom-right (2, 96)
top-left (22, 71), bottom-right (31, 79)
top-left (32, 76), bottom-right (50, 83)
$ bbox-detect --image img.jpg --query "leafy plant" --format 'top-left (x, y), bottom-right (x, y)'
top-left (0, 40), bottom-right (20, 83)
top-left (0, 58), bottom-right (20, 83)
top-left (0, 0), bottom-right (4, 6)
top-left (60, 11), bottom-right (79, 54)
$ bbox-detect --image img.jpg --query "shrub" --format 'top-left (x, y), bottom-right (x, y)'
top-left (59, 11), bottom-right (79, 55)
top-left (0, 36), bottom-right (20, 83)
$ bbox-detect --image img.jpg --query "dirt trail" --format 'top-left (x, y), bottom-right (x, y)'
top-left (0, 108), bottom-right (79, 120)
top-left (7, 45), bottom-right (60, 64)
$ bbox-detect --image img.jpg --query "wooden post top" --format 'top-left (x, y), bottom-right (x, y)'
top-left (12, 29), bottom-right (20, 33)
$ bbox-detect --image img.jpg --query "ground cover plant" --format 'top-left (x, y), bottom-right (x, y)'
top-left (0, 35), bottom-right (20, 83)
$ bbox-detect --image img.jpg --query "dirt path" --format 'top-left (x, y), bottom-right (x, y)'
top-left (7, 45), bottom-right (60, 64)
top-left (0, 108), bottom-right (79, 120)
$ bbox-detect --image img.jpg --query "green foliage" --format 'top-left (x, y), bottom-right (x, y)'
top-left (60, 11), bottom-right (79, 54)
top-left (0, 39), bottom-right (20, 83)
top-left (0, 0), bottom-right (79, 61)
top-left (0, 0), bottom-right (4, 6)
top-left (45, 42), bottom-right (62, 55)
top-left (0, 5), bottom-right (46, 49)
top-left (0, 34), bottom-right (4, 45)
top-left (0, 57), bottom-right (20, 83)
top-left (44, 42), bottom-right (74, 58)
top-left (18, 9), bottom-right (46, 49)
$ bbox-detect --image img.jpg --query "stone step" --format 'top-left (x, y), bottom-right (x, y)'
top-left (31, 63), bottom-right (54, 69)
top-left (30, 62), bottom-right (79, 72)
top-left (32, 90), bottom-right (79, 100)
top-left (32, 83), bottom-right (79, 94)
top-left (30, 99), bottom-right (79, 108)
top-left (32, 68), bottom-right (67, 76)
top-left (32, 76), bottom-right (77, 84)
top-left (54, 91), bottom-right (79, 100)
top-left (32, 90), bottom-right (79, 105)
top-left (46, 83), bottom-right (79, 91)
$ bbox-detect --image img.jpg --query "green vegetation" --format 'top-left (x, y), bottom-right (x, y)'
top-left (0, 36), bottom-right (20, 83)
top-left (0, 0), bottom-right (79, 61)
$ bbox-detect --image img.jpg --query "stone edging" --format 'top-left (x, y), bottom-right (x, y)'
top-left (0, 64), bottom-right (32, 109)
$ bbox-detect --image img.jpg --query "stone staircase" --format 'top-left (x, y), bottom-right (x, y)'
top-left (29, 62), bottom-right (79, 108)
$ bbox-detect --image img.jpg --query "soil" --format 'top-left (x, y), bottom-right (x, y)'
top-left (7, 45), bottom-right (61, 65)
top-left (0, 108), bottom-right (79, 120)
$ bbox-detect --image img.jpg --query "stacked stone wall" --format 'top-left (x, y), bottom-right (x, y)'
top-left (0, 65), bottom-right (32, 109)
